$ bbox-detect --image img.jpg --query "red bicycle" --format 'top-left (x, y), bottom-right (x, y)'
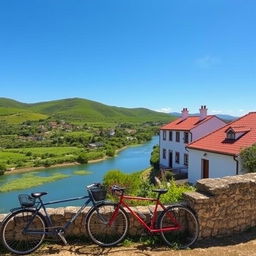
top-left (86, 185), bottom-right (199, 248)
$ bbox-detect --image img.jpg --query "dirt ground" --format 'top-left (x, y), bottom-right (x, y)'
top-left (2, 229), bottom-right (256, 256)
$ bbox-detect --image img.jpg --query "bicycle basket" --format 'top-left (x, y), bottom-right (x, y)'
top-left (18, 194), bottom-right (36, 207)
top-left (90, 186), bottom-right (107, 201)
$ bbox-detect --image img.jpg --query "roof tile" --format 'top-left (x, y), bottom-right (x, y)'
top-left (188, 112), bottom-right (256, 155)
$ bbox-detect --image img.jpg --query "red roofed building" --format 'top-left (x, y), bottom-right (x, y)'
top-left (187, 112), bottom-right (256, 183)
top-left (160, 106), bottom-right (226, 174)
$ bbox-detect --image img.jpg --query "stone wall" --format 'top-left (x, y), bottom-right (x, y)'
top-left (1, 173), bottom-right (256, 240)
top-left (184, 173), bottom-right (256, 238)
top-left (0, 205), bottom-right (154, 238)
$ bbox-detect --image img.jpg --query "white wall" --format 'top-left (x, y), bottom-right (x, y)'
top-left (159, 130), bottom-right (190, 169)
top-left (188, 148), bottom-right (241, 184)
top-left (191, 117), bottom-right (226, 141)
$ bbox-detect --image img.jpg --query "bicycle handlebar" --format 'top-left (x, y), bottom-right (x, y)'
top-left (111, 185), bottom-right (125, 194)
top-left (86, 183), bottom-right (101, 189)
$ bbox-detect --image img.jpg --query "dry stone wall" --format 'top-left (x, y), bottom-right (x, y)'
top-left (1, 173), bottom-right (256, 240)
top-left (184, 173), bottom-right (256, 238)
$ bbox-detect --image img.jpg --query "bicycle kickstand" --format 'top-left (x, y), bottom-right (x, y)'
top-left (57, 230), bottom-right (68, 245)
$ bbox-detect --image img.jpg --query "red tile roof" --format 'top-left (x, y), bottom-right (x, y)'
top-left (161, 116), bottom-right (215, 131)
top-left (225, 126), bottom-right (250, 133)
top-left (188, 112), bottom-right (256, 156)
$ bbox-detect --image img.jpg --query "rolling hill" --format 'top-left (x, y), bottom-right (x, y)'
top-left (0, 97), bottom-right (175, 124)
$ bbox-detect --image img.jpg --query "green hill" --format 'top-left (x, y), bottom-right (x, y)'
top-left (0, 97), bottom-right (175, 123)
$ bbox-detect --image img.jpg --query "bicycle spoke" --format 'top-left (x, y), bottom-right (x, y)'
top-left (1, 209), bottom-right (46, 254)
top-left (159, 205), bottom-right (199, 248)
top-left (87, 203), bottom-right (129, 246)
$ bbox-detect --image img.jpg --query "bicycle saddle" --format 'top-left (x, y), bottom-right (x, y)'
top-left (31, 192), bottom-right (48, 198)
top-left (152, 189), bottom-right (168, 194)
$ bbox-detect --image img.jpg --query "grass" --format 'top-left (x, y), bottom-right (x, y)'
top-left (0, 172), bottom-right (70, 192)
top-left (73, 170), bottom-right (92, 175)
top-left (0, 107), bottom-right (48, 124)
top-left (5, 147), bottom-right (82, 156)
top-left (0, 147), bottom-right (83, 169)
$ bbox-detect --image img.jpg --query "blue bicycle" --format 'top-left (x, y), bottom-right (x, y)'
top-left (0, 183), bottom-right (107, 255)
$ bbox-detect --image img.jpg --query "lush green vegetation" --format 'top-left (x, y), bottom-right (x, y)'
top-left (0, 97), bottom-right (174, 124)
top-left (240, 144), bottom-right (256, 172)
top-left (0, 97), bottom-right (177, 174)
top-left (103, 168), bottom-right (194, 205)
top-left (0, 172), bottom-right (70, 192)
top-left (150, 145), bottom-right (160, 169)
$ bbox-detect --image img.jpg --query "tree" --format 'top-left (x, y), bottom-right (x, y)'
top-left (240, 144), bottom-right (256, 172)
top-left (0, 163), bottom-right (7, 175)
top-left (77, 153), bottom-right (88, 164)
top-left (150, 145), bottom-right (160, 169)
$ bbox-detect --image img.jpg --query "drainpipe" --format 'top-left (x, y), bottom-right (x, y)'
top-left (233, 155), bottom-right (239, 175)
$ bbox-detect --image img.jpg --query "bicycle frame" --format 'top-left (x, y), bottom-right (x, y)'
top-left (111, 193), bottom-right (181, 233)
top-left (23, 194), bottom-right (97, 235)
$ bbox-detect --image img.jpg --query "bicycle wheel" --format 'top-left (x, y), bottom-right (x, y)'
top-left (158, 205), bottom-right (199, 249)
top-left (86, 202), bottom-right (129, 247)
top-left (1, 209), bottom-right (46, 255)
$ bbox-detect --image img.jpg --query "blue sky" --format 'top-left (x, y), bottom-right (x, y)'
top-left (0, 0), bottom-right (255, 116)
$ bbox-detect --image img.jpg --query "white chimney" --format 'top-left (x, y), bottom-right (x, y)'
top-left (181, 108), bottom-right (189, 120)
top-left (199, 105), bottom-right (208, 120)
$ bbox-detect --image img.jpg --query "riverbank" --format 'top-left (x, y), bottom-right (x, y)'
top-left (4, 146), bottom-right (130, 175)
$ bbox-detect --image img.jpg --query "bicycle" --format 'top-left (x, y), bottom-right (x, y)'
top-left (86, 185), bottom-right (199, 249)
top-left (0, 183), bottom-right (107, 255)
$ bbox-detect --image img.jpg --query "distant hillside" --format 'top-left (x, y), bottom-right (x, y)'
top-left (170, 112), bottom-right (237, 121)
top-left (0, 97), bottom-right (175, 124)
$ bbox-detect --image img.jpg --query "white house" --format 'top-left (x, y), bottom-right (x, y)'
top-left (187, 112), bottom-right (256, 184)
top-left (159, 106), bottom-right (226, 174)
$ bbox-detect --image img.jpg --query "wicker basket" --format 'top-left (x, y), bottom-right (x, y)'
top-left (18, 194), bottom-right (36, 207)
top-left (90, 187), bottom-right (107, 201)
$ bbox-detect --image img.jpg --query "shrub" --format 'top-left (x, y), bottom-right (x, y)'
top-left (77, 153), bottom-right (88, 164)
top-left (106, 148), bottom-right (115, 157)
top-left (241, 144), bottom-right (256, 172)
top-left (150, 145), bottom-right (159, 169)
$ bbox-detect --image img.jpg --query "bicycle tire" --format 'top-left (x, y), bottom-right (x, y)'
top-left (0, 209), bottom-right (46, 255)
top-left (86, 202), bottom-right (129, 247)
top-left (158, 205), bottom-right (199, 249)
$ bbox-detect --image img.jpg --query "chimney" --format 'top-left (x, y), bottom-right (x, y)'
top-left (199, 105), bottom-right (208, 120)
top-left (181, 108), bottom-right (189, 120)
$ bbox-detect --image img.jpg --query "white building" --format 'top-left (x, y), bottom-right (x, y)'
top-left (187, 112), bottom-right (256, 184)
top-left (159, 106), bottom-right (226, 174)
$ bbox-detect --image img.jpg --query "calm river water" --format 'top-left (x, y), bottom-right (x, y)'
top-left (0, 136), bottom-right (159, 213)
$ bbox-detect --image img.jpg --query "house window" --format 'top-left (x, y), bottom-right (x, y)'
top-left (227, 130), bottom-right (235, 140)
top-left (175, 152), bottom-right (180, 164)
top-left (163, 149), bottom-right (166, 159)
top-left (163, 131), bottom-right (166, 140)
top-left (176, 132), bottom-right (180, 142)
top-left (169, 131), bottom-right (173, 141)
top-left (184, 132), bottom-right (189, 143)
top-left (184, 153), bottom-right (189, 166)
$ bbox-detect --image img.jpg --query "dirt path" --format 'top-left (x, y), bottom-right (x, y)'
top-left (2, 229), bottom-right (256, 256)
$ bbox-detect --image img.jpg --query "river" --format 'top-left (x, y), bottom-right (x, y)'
top-left (0, 136), bottom-right (159, 213)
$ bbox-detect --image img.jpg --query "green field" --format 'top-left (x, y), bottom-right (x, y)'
top-left (0, 107), bottom-right (48, 124)
top-left (0, 147), bottom-right (83, 169)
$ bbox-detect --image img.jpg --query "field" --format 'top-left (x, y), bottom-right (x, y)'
top-left (0, 147), bottom-right (83, 169)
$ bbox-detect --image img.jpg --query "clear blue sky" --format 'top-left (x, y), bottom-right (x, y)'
top-left (0, 0), bottom-right (255, 116)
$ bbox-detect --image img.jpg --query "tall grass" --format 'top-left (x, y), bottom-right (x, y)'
top-left (0, 172), bottom-right (70, 192)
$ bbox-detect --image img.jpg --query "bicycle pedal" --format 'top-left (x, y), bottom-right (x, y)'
top-left (57, 231), bottom-right (68, 245)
